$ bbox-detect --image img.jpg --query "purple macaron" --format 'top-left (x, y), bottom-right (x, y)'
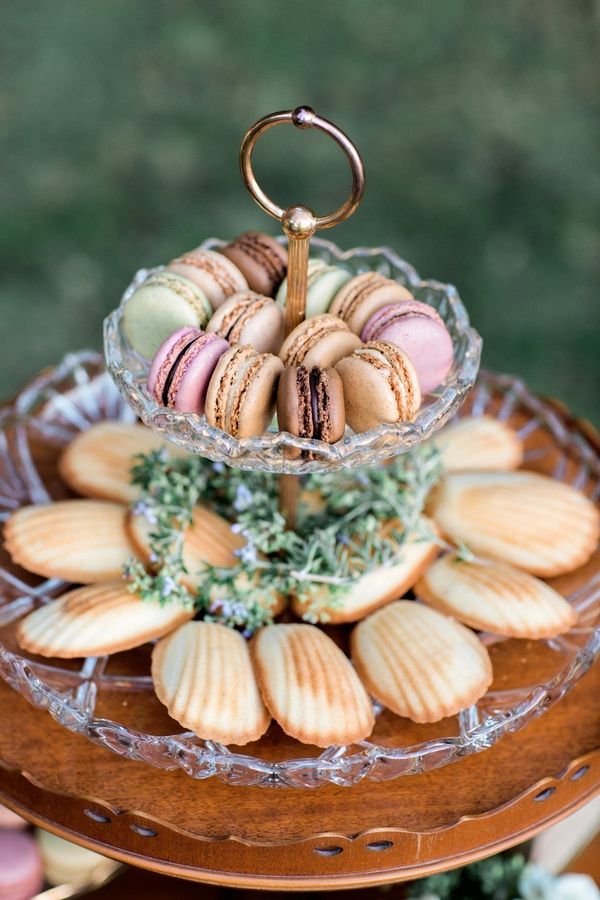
top-left (147, 327), bottom-right (230, 415)
top-left (360, 301), bottom-right (454, 394)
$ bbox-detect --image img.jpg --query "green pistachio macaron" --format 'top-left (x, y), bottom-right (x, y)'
top-left (276, 259), bottom-right (352, 318)
top-left (122, 272), bottom-right (213, 359)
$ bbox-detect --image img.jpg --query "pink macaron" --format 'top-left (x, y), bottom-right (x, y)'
top-left (0, 830), bottom-right (44, 900)
top-left (147, 327), bottom-right (230, 415)
top-left (360, 301), bottom-right (453, 394)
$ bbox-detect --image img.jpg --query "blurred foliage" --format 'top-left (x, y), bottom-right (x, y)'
top-left (0, 0), bottom-right (598, 417)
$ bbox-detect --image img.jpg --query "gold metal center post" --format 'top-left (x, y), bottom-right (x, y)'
top-left (239, 106), bottom-right (365, 528)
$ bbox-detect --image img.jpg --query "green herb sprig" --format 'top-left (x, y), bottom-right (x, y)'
top-left (124, 444), bottom-right (443, 634)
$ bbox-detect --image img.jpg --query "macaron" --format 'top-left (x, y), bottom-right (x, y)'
top-left (219, 232), bottom-right (288, 296)
top-left (36, 829), bottom-right (120, 888)
top-left (0, 804), bottom-right (27, 830)
top-left (335, 340), bottom-right (421, 433)
top-left (205, 344), bottom-right (284, 438)
top-left (276, 259), bottom-right (352, 317)
top-left (168, 247), bottom-right (248, 308)
top-left (277, 365), bottom-right (345, 453)
top-left (361, 301), bottom-right (454, 394)
top-left (207, 291), bottom-right (285, 355)
top-left (329, 272), bottom-right (414, 335)
top-left (279, 314), bottom-right (362, 368)
top-left (0, 831), bottom-right (44, 900)
top-left (147, 327), bottom-right (230, 415)
top-left (122, 272), bottom-right (213, 359)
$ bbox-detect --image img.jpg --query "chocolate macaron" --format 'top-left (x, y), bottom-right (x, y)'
top-left (205, 345), bottom-right (283, 438)
top-left (277, 365), bottom-right (345, 453)
top-left (207, 290), bottom-right (285, 355)
top-left (219, 232), bottom-right (288, 297)
top-left (279, 313), bottom-right (362, 368)
top-left (330, 272), bottom-right (414, 334)
top-left (335, 340), bottom-right (421, 433)
top-left (168, 247), bottom-right (248, 308)
top-left (147, 327), bottom-right (230, 415)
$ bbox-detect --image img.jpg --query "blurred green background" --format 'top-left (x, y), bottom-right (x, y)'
top-left (1, 1), bottom-right (598, 418)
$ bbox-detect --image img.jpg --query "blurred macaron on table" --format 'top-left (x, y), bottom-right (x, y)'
top-left (118, 231), bottom-right (455, 445)
top-left (0, 803), bottom-right (121, 898)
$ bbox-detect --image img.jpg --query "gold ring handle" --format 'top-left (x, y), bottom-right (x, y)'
top-left (240, 106), bottom-right (365, 230)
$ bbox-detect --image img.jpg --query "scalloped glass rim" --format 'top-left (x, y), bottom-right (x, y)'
top-left (103, 238), bottom-right (482, 473)
top-left (0, 351), bottom-right (598, 788)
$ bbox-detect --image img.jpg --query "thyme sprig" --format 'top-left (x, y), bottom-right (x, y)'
top-left (124, 444), bottom-right (443, 633)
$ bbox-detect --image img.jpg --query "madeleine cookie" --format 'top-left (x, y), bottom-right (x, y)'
top-left (152, 621), bottom-right (270, 745)
top-left (292, 517), bottom-right (440, 623)
top-left (59, 421), bottom-right (176, 503)
top-left (434, 416), bottom-right (523, 472)
top-left (429, 472), bottom-right (599, 577)
top-left (251, 623), bottom-right (374, 747)
top-left (351, 601), bottom-right (493, 723)
top-left (17, 582), bottom-right (192, 658)
top-left (4, 500), bottom-right (137, 583)
top-left (416, 554), bottom-right (576, 639)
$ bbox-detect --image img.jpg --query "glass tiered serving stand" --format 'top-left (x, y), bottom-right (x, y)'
top-left (0, 109), bottom-right (598, 791)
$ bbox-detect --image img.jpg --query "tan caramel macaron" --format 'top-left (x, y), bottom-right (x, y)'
top-left (279, 314), bottom-right (361, 369)
top-left (205, 345), bottom-right (283, 438)
top-left (335, 340), bottom-right (421, 433)
top-left (330, 272), bottom-right (414, 334)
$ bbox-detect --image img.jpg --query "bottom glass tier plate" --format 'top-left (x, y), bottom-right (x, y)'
top-left (0, 351), bottom-right (598, 788)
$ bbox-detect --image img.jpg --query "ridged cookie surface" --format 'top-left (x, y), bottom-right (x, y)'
top-left (4, 500), bottom-right (137, 583)
top-left (416, 554), bottom-right (576, 639)
top-left (434, 415), bottom-right (523, 472)
top-left (152, 621), bottom-right (270, 745)
top-left (17, 582), bottom-right (192, 658)
top-left (59, 421), bottom-right (176, 503)
top-left (292, 517), bottom-right (440, 623)
top-left (251, 623), bottom-right (375, 747)
top-left (429, 472), bottom-right (599, 577)
top-left (351, 600), bottom-right (493, 723)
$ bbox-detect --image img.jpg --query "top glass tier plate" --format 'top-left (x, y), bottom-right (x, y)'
top-left (104, 238), bottom-right (482, 473)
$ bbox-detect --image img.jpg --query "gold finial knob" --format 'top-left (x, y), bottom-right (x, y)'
top-left (281, 205), bottom-right (317, 240)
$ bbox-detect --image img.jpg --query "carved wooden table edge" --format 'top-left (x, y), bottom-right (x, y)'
top-left (0, 381), bottom-right (598, 890)
top-left (0, 681), bottom-right (598, 891)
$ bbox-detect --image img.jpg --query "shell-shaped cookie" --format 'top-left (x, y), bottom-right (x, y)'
top-left (17, 582), bottom-right (192, 658)
top-left (416, 554), bottom-right (576, 639)
top-left (59, 421), bottom-right (178, 503)
top-left (434, 415), bottom-right (523, 472)
top-left (129, 505), bottom-right (243, 591)
top-left (351, 600), bottom-right (493, 723)
top-left (152, 621), bottom-right (270, 745)
top-left (251, 624), bottom-right (375, 747)
top-left (292, 517), bottom-right (440, 623)
top-left (4, 500), bottom-right (137, 583)
top-left (429, 472), bottom-right (599, 577)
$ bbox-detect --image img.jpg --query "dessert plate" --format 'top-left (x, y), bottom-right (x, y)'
top-left (104, 239), bottom-right (482, 473)
top-left (0, 352), bottom-right (598, 787)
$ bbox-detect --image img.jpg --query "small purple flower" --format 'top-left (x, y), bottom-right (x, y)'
top-left (235, 541), bottom-right (258, 564)
top-left (233, 484), bottom-right (253, 511)
top-left (231, 602), bottom-right (248, 619)
top-left (132, 500), bottom-right (157, 524)
top-left (212, 462), bottom-right (225, 473)
top-left (242, 628), bottom-right (252, 639)
top-left (160, 575), bottom-right (178, 598)
top-left (356, 471), bottom-right (370, 487)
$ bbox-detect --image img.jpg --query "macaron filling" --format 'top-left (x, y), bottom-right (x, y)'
top-left (161, 333), bottom-right (203, 405)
